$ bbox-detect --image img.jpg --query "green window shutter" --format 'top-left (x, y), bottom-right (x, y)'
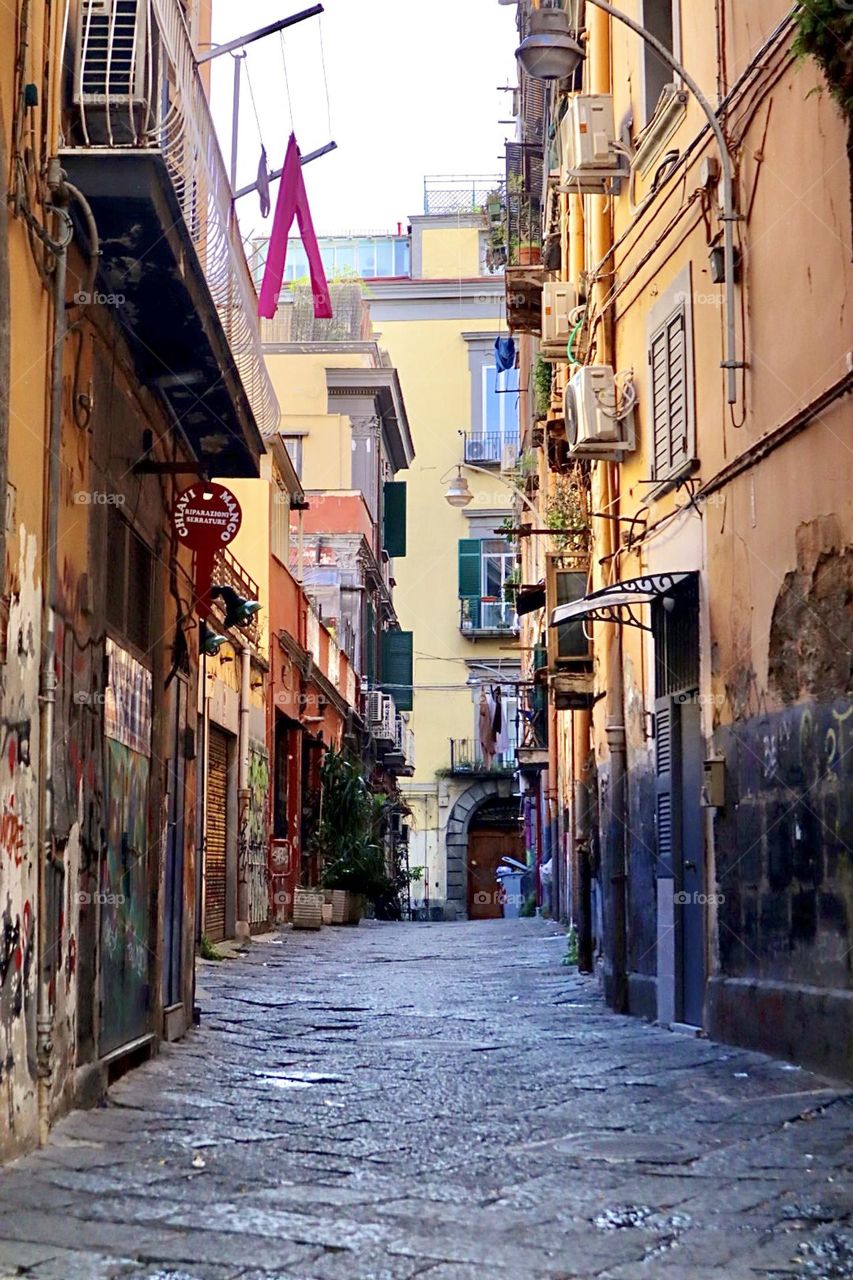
top-left (381, 630), bottom-right (413, 711)
top-left (383, 481), bottom-right (407, 558)
top-left (458, 539), bottom-right (482, 599)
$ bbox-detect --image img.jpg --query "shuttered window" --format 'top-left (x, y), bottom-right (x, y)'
top-left (381, 630), bottom-right (413, 711)
top-left (383, 481), bottom-right (407, 558)
top-left (649, 303), bottom-right (691, 481)
top-left (654, 698), bottom-right (679, 877)
top-left (458, 539), bottom-right (482, 599)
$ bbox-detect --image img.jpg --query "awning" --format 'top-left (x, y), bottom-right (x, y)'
top-left (550, 572), bottom-right (696, 632)
top-left (516, 582), bottom-right (546, 616)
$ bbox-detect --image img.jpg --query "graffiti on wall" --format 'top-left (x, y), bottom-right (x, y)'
top-left (240, 744), bottom-right (270, 928)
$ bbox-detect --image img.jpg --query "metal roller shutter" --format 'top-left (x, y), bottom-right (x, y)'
top-left (205, 728), bottom-right (228, 943)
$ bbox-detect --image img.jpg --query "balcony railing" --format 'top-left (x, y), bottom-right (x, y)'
top-left (449, 739), bottom-right (516, 776)
top-left (460, 598), bottom-right (519, 635)
top-left (423, 174), bottom-right (502, 216)
top-left (213, 546), bottom-right (261, 646)
top-left (71, 0), bottom-right (278, 438)
top-left (463, 432), bottom-right (519, 466)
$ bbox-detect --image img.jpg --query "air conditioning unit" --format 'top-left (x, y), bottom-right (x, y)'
top-left (540, 280), bottom-right (579, 362)
top-left (367, 690), bottom-right (385, 727)
top-left (560, 95), bottom-right (622, 194)
top-left (376, 694), bottom-right (396, 743)
top-left (501, 441), bottom-right (519, 473)
top-left (563, 366), bottom-right (636, 458)
top-left (74, 0), bottom-right (149, 106)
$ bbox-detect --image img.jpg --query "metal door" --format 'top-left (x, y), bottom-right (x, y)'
top-left (205, 728), bottom-right (228, 942)
top-left (678, 697), bottom-right (705, 1026)
top-left (100, 738), bottom-right (151, 1055)
top-left (163, 677), bottom-right (187, 1009)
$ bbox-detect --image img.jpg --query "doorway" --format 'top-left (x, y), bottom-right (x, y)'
top-left (467, 809), bottom-right (526, 920)
top-left (653, 575), bottom-right (705, 1027)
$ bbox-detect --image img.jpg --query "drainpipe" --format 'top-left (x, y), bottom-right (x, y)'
top-left (588, 3), bottom-right (628, 1012)
top-left (36, 177), bottom-right (73, 1141)
top-left (235, 637), bottom-right (252, 940)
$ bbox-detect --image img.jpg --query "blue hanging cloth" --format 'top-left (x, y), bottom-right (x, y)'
top-left (495, 336), bottom-right (515, 373)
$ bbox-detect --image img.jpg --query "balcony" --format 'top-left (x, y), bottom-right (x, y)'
top-left (463, 432), bottom-right (519, 467)
top-left (423, 174), bottom-right (501, 216)
top-left (60, 0), bottom-right (277, 477)
top-left (212, 547), bottom-right (260, 647)
top-left (448, 739), bottom-right (516, 777)
top-left (460, 598), bottom-right (519, 638)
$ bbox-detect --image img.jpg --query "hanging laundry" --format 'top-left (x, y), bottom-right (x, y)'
top-left (257, 146), bottom-right (271, 219)
top-left (479, 689), bottom-right (496, 769)
top-left (495, 336), bottom-right (515, 372)
top-left (258, 133), bottom-right (333, 321)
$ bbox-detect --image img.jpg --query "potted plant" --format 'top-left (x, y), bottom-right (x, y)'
top-left (313, 747), bottom-right (391, 926)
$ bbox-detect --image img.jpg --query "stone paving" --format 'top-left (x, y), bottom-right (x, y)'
top-left (0, 919), bottom-right (851, 1280)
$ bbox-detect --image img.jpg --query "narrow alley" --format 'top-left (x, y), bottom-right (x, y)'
top-left (0, 920), bottom-right (850, 1280)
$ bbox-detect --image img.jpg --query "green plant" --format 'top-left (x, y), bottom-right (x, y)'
top-left (520, 891), bottom-right (537, 918)
top-left (792, 1), bottom-right (853, 116)
top-left (314, 747), bottom-right (390, 901)
top-left (545, 475), bottom-right (588, 551)
top-left (533, 355), bottom-right (553, 420)
top-left (200, 934), bottom-right (223, 961)
top-left (409, 865), bottom-right (424, 882)
top-left (562, 924), bottom-right (579, 967)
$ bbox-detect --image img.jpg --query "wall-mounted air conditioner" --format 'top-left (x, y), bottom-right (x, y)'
top-left (559, 95), bottom-right (622, 195)
top-left (74, 0), bottom-right (149, 106)
top-left (540, 280), bottom-right (580, 362)
top-left (376, 694), bottom-right (396, 743)
top-left (563, 366), bottom-right (636, 459)
top-left (367, 690), bottom-right (386, 728)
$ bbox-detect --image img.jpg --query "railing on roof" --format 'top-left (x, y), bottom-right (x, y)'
top-left (260, 281), bottom-right (371, 344)
top-left (423, 174), bottom-right (503, 216)
top-left (71, 0), bottom-right (279, 436)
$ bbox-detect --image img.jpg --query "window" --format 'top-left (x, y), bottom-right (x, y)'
top-left (458, 537), bottom-right (518, 632)
top-left (649, 301), bottom-right (692, 481)
top-left (271, 482), bottom-right (289, 565)
top-left (280, 435), bottom-right (303, 480)
top-left (641, 0), bottom-right (677, 123)
top-left (105, 507), bottom-right (153, 657)
top-left (482, 365), bottom-right (520, 441)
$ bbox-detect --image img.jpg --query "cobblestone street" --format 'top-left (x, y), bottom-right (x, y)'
top-left (0, 920), bottom-right (851, 1280)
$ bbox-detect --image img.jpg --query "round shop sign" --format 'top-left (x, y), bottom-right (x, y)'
top-left (172, 482), bottom-right (242, 552)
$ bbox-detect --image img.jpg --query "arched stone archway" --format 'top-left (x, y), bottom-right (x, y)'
top-left (445, 776), bottom-right (519, 919)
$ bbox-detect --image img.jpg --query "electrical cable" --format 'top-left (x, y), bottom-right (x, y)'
top-left (244, 57), bottom-right (267, 153)
top-left (278, 30), bottom-right (295, 132)
top-left (317, 15), bottom-right (333, 140)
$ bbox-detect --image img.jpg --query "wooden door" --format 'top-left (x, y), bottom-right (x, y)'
top-left (205, 727), bottom-right (228, 942)
top-left (468, 827), bottom-right (526, 919)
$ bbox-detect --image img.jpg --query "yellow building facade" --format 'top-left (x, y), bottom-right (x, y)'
top-left (371, 212), bottom-right (524, 920)
top-left (509, 0), bottom-right (853, 1076)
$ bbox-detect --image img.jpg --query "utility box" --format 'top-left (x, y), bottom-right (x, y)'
top-left (702, 759), bottom-right (726, 808)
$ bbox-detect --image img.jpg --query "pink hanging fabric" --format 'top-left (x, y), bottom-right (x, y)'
top-left (258, 133), bottom-right (332, 320)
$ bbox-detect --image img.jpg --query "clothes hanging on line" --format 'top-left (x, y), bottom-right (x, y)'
top-left (258, 133), bottom-right (332, 321)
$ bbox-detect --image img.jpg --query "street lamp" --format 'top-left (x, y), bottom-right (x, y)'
top-left (442, 462), bottom-right (546, 526)
top-left (445, 468), bottom-right (474, 508)
top-left (517, 0), bottom-right (743, 404)
top-left (516, 4), bottom-right (585, 81)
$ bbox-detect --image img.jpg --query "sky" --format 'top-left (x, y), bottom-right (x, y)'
top-left (210, 0), bottom-right (520, 243)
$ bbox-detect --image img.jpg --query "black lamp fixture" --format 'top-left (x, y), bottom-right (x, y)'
top-left (200, 620), bottom-right (228, 656)
top-left (516, 3), bottom-right (585, 81)
top-left (210, 584), bottom-right (262, 629)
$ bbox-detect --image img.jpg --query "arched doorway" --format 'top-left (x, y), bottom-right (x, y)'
top-left (445, 780), bottom-right (524, 920)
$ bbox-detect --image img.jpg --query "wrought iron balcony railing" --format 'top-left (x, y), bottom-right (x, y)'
top-left (449, 739), bottom-right (516, 776)
top-left (70, 0), bottom-right (279, 440)
top-left (460, 598), bottom-right (519, 635)
top-left (463, 432), bottom-right (519, 466)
